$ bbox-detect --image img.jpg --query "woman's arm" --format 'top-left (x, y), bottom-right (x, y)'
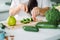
top-left (31, 7), bottom-right (50, 21)
top-left (40, 7), bottom-right (50, 16)
top-left (9, 0), bottom-right (21, 16)
top-left (9, 5), bottom-right (21, 16)
top-left (9, 0), bottom-right (28, 16)
top-left (10, 4), bottom-right (28, 16)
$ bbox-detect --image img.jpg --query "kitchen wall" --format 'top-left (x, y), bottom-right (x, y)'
top-left (0, 0), bottom-right (11, 21)
top-left (0, 12), bottom-right (9, 21)
top-left (0, 0), bottom-right (11, 4)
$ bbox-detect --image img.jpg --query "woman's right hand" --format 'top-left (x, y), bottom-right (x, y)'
top-left (9, 3), bottom-right (28, 16)
top-left (20, 3), bottom-right (28, 12)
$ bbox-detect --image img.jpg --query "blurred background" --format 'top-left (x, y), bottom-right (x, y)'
top-left (0, 0), bottom-right (60, 21)
top-left (0, 0), bottom-right (11, 21)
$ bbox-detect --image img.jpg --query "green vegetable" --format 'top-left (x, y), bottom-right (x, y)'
top-left (0, 23), bottom-right (6, 29)
top-left (51, 0), bottom-right (60, 2)
top-left (23, 21), bottom-right (30, 24)
top-left (57, 23), bottom-right (60, 29)
top-left (21, 19), bottom-right (30, 24)
top-left (26, 18), bottom-right (30, 21)
top-left (45, 7), bottom-right (60, 26)
top-left (23, 26), bottom-right (39, 32)
top-left (23, 19), bottom-right (26, 21)
top-left (36, 22), bottom-right (57, 29)
top-left (20, 20), bottom-right (24, 23)
top-left (29, 18), bottom-right (33, 21)
top-left (20, 18), bottom-right (33, 24)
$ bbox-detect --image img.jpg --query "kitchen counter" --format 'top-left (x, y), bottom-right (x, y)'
top-left (0, 21), bottom-right (60, 40)
top-left (5, 28), bottom-right (60, 40)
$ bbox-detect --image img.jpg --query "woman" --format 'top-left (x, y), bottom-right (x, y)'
top-left (9, 0), bottom-right (38, 20)
top-left (9, 0), bottom-right (52, 21)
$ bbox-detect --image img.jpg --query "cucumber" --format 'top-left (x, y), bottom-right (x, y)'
top-left (36, 22), bottom-right (57, 29)
top-left (20, 18), bottom-right (33, 24)
top-left (29, 18), bottom-right (33, 21)
top-left (20, 20), bottom-right (24, 23)
top-left (23, 21), bottom-right (30, 24)
top-left (23, 26), bottom-right (39, 32)
top-left (23, 19), bottom-right (26, 21)
top-left (20, 19), bottom-right (29, 24)
top-left (57, 24), bottom-right (60, 29)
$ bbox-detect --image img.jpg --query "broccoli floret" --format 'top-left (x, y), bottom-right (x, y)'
top-left (45, 8), bottom-right (60, 26)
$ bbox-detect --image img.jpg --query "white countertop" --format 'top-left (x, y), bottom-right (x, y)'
top-left (0, 21), bottom-right (60, 40)
top-left (4, 28), bottom-right (60, 40)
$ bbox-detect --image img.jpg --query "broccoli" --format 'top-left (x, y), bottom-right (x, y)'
top-left (45, 7), bottom-right (60, 26)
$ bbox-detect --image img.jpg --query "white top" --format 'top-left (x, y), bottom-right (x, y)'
top-left (37, 0), bottom-right (52, 8)
top-left (10, 0), bottom-right (52, 20)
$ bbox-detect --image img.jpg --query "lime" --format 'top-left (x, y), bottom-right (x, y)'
top-left (7, 16), bottom-right (16, 26)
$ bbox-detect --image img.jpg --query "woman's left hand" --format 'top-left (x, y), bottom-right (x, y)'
top-left (31, 7), bottom-right (41, 21)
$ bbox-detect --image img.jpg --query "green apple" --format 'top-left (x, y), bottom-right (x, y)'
top-left (7, 16), bottom-right (16, 26)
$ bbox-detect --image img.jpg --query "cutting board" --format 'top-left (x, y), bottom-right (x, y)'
top-left (3, 21), bottom-right (39, 29)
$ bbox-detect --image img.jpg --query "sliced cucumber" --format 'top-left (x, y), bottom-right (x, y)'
top-left (0, 23), bottom-right (6, 29)
top-left (29, 18), bottom-right (33, 21)
top-left (20, 18), bottom-right (33, 24)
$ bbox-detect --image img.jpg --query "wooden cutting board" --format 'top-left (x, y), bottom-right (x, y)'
top-left (3, 21), bottom-right (40, 29)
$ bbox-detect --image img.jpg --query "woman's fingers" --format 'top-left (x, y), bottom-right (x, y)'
top-left (20, 4), bottom-right (28, 12)
top-left (32, 14), bottom-right (36, 21)
top-left (32, 14), bottom-right (37, 22)
top-left (23, 4), bottom-right (28, 12)
top-left (9, 9), bottom-right (15, 16)
top-left (31, 10), bottom-right (37, 21)
top-left (31, 7), bottom-right (41, 21)
top-left (25, 5), bottom-right (28, 12)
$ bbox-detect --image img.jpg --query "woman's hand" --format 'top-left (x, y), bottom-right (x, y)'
top-left (20, 3), bottom-right (28, 12)
top-left (40, 7), bottom-right (50, 16)
top-left (31, 7), bottom-right (41, 21)
top-left (9, 3), bottom-right (28, 16)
